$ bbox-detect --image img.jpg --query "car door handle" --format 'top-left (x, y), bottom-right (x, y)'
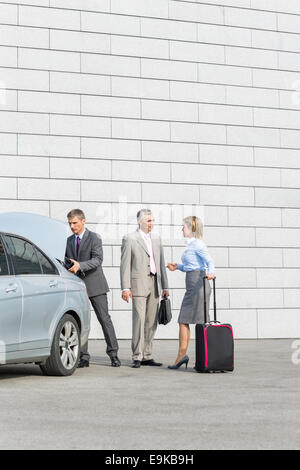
top-left (49, 280), bottom-right (58, 288)
top-left (5, 283), bottom-right (18, 293)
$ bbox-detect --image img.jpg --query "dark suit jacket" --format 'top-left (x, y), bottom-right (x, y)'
top-left (65, 228), bottom-right (109, 298)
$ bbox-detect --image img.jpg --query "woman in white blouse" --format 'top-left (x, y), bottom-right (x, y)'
top-left (167, 216), bottom-right (215, 370)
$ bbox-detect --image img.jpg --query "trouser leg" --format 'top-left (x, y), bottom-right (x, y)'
top-left (90, 293), bottom-right (119, 358)
top-left (143, 276), bottom-right (160, 361)
top-left (132, 296), bottom-right (147, 361)
top-left (80, 339), bottom-right (90, 362)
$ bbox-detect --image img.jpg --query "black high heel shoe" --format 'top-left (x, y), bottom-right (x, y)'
top-left (168, 355), bottom-right (189, 370)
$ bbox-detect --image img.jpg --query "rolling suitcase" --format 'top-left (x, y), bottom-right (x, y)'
top-left (195, 277), bottom-right (234, 373)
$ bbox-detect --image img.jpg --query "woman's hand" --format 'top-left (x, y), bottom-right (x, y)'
top-left (206, 274), bottom-right (216, 280)
top-left (167, 262), bottom-right (178, 271)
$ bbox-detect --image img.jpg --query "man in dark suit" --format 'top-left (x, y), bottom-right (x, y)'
top-left (65, 209), bottom-right (120, 368)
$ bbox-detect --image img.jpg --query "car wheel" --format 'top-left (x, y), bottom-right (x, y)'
top-left (40, 314), bottom-right (80, 376)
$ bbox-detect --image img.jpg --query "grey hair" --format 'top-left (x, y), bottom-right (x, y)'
top-left (67, 208), bottom-right (86, 220)
top-left (137, 208), bottom-right (152, 223)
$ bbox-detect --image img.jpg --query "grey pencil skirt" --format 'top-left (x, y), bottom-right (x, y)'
top-left (178, 270), bottom-right (211, 324)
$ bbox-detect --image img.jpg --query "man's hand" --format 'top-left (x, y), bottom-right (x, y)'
top-left (122, 290), bottom-right (132, 303)
top-left (162, 290), bottom-right (169, 298)
top-left (206, 274), bottom-right (216, 280)
top-left (68, 259), bottom-right (81, 274)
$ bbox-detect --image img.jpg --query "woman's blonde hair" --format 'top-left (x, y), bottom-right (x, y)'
top-left (183, 216), bottom-right (203, 239)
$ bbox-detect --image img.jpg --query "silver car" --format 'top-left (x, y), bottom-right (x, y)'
top-left (0, 212), bottom-right (90, 376)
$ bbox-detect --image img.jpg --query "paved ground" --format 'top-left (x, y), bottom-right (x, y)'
top-left (0, 339), bottom-right (299, 450)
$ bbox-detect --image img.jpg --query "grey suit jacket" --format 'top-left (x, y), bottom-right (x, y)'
top-left (65, 228), bottom-right (109, 298)
top-left (120, 229), bottom-right (169, 297)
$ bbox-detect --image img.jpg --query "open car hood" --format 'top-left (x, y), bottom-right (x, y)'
top-left (0, 212), bottom-right (70, 261)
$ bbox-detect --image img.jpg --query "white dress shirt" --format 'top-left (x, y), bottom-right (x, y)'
top-left (122, 229), bottom-right (157, 292)
top-left (139, 228), bottom-right (157, 275)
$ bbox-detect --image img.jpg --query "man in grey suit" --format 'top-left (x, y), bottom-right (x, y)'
top-left (65, 209), bottom-right (120, 368)
top-left (120, 209), bottom-right (169, 368)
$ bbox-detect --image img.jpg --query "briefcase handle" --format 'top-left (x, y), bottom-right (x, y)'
top-left (203, 276), bottom-right (217, 324)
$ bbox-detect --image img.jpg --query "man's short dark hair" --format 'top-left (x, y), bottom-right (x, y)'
top-left (67, 209), bottom-right (86, 220)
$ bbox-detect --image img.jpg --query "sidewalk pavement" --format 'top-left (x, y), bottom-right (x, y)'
top-left (0, 339), bottom-right (299, 450)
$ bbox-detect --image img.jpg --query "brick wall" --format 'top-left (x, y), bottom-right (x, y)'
top-left (0, 0), bottom-right (300, 339)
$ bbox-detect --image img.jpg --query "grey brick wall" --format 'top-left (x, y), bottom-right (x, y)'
top-left (0, 0), bottom-right (300, 339)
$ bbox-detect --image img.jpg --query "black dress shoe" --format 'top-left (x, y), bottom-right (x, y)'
top-left (132, 360), bottom-right (141, 368)
top-left (111, 356), bottom-right (121, 367)
top-left (141, 359), bottom-right (162, 366)
top-left (77, 359), bottom-right (89, 368)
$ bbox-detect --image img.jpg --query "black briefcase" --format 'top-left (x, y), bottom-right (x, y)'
top-left (158, 297), bottom-right (172, 325)
top-left (195, 277), bottom-right (234, 373)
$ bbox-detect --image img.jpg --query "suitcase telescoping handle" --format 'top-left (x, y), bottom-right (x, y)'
top-left (203, 276), bottom-right (217, 324)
